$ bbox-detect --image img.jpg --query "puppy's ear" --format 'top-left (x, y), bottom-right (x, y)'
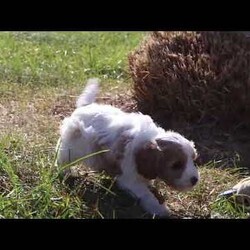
top-left (155, 138), bottom-right (188, 181)
top-left (135, 141), bottom-right (161, 179)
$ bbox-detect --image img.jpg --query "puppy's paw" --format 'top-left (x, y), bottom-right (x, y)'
top-left (153, 203), bottom-right (171, 218)
top-left (140, 198), bottom-right (171, 218)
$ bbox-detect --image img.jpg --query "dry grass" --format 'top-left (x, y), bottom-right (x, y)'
top-left (58, 161), bottom-right (249, 219)
top-left (1, 81), bottom-right (249, 218)
top-left (129, 31), bottom-right (250, 128)
top-left (1, 32), bottom-right (249, 219)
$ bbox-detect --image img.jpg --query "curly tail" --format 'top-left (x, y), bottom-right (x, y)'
top-left (76, 78), bottom-right (100, 108)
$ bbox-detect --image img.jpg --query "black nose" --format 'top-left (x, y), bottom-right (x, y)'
top-left (190, 176), bottom-right (198, 186)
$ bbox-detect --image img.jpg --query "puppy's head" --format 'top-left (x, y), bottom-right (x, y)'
top-left (135, 133), bottom-right (199, 192)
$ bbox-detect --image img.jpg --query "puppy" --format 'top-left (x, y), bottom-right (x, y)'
top-left (57, 79), bottom-right (199, 217)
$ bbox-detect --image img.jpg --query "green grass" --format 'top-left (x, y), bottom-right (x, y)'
top-left (0, 32), bottom-right (145, 87)
top-left (0, 31), bottom-right (249, 218)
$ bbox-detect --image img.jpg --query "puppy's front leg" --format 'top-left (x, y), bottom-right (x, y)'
top-left (117, 174), bottom-right (171, 217)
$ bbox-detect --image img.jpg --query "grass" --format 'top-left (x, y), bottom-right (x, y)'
top-left (0, 32), bottom-right (145, 87)
top-left (0, 31), bottom-right (249, 218)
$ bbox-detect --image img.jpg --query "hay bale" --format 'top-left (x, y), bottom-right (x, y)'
top-left (128, 31), bottom-right (250, 128)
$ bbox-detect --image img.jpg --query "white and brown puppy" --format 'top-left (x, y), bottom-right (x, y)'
top-left (57, 79), bottom-right (199, 217)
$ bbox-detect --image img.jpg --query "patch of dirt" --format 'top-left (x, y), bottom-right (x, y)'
top-left (51, 95), bottom-right (76, 120)
top-left (51, 91), bottom-right (137, 121)
top-left (96, 92), bottom-right (137, 113)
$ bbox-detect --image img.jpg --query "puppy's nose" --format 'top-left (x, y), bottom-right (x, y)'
top-left (190, 176), bottom-right (198, 186)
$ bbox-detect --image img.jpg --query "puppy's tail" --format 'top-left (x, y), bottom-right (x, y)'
top-left (76, 78), bottom-right (100, 108)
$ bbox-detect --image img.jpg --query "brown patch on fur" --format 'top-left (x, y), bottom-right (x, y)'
top-left (95, 133), bottom-right (133, 177)
top-left (156, 140), bottom-right (187, 187)
top-left (135, 140), bottom-right (187, 187)
top-left (90, 143), bottom-right (122, 177)
top-left (135, 142), bottom-right (159, 179)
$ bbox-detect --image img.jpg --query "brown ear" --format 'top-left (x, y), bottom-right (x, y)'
top-left (135, 141), bottom-right (161, 179)
top-left (155, 138), bottom-right (187, 181)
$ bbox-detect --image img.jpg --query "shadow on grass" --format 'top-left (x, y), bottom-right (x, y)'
top-left (60, 167), bottom-right (156, 219)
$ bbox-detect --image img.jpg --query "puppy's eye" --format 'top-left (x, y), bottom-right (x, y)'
top-left (172, 162), bottom-right (183, 170)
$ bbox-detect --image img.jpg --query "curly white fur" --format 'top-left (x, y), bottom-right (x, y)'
top-left (57, 79), bottom-right (199, 217)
